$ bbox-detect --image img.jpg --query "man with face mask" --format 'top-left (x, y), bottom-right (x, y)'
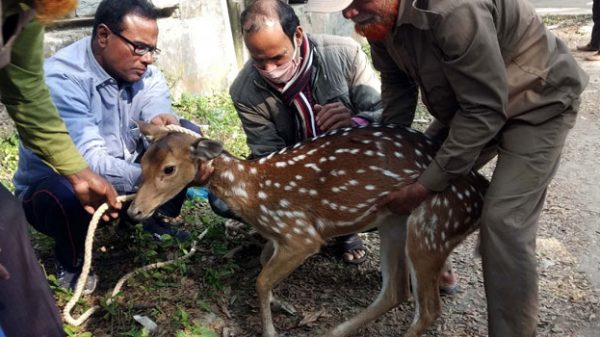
top-left (307, 0), bottom-right (588, 336)
top-left (225, 0), bottom-right (389, 265)
top-left (0, 0), bottom-right (122, 335)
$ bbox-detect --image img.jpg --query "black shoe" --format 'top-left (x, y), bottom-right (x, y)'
top-left (142, 214), bottom-right (190, 242)
top-left (56, 263), bottom-right (97, 295)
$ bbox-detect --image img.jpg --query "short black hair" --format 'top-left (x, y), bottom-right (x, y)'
top-left (93, 0), bottom-right (158, 38)
top-left (240, 0), bottom-right (300, 43)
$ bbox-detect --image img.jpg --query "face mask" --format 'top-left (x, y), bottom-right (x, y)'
top-left (255, 38), bottom-right (302, 84)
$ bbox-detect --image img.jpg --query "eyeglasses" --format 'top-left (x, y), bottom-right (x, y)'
top-left (106, 26), bottom-right (161, 56)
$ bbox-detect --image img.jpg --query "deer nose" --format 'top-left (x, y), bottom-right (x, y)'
top-left (127, 204), bottom-right (147, 221)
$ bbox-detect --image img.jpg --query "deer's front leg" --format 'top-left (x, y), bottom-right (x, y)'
top-left (256, 239), bottom-right (320, 337)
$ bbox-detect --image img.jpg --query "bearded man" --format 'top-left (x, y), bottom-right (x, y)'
top-left (0, 0), bottom-right (121, 336)
top-left (307, 0), bottom-right (588, 336)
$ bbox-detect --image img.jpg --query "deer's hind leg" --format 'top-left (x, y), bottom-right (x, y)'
top-left (257, 238), bottom-right (321, 337)
top-left (324, 215), bottom-right (410, 337)
top-left (404, 216), bottom-right (453, 337)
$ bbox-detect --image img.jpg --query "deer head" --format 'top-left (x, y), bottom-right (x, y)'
top-left (127, 121), bottom-right (223, 221)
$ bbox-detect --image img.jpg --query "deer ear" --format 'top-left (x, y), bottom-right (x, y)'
top-left (191, 138), bottom-right (224, 160)
top-left (137, 120), bottom-right (169, 143)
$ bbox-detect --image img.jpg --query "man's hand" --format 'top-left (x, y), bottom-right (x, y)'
top-left (0, 262), bottom-right (9, 280)
top-left (66, 168), bottom-right (121, 221)
top-left (377, 181), bottom-right (432, 215)
top-left (150, 114), bottom-right (179, 126)
top-left (314, 102), bottom-right (353, 131)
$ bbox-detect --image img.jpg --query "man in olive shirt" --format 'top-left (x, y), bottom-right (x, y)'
top-left (0, 0), bottom-right (120, 335)
top-left (307, 0), bottom-right (588, 336)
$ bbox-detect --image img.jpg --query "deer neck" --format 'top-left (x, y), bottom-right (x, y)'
top-left (204, 154), bottom-right (260, 215)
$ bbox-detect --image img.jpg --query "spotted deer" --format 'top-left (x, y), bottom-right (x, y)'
top-left (127, 121), bottom-right (488, 337)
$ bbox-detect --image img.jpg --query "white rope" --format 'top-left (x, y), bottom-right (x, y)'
top-left (63, 194), bottom-right (207, 327)
top-left (165, 124), bottom-right (202, 138)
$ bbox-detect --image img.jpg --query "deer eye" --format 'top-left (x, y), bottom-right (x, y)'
top-left (163, 165), bottom-right (175, 175)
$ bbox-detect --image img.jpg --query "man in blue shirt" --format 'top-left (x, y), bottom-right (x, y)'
top-left (13, 0), bottom-right (197, 294)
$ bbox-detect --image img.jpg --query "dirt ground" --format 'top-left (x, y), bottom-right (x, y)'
top-left (49, 19), bottom-right (600, 337)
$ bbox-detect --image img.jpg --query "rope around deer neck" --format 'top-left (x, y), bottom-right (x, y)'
top-left (63, 194), bottom-right (207, 327)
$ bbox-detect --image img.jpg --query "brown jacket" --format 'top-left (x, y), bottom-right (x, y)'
top-left (371, 0), bottom-right (588, 191)
top-left (231, 34), bottom-right (383, 158)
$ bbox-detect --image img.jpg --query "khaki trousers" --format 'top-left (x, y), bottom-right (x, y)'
top-left (480, 107), bottom-right (577, 337)
top-left (425, 105), bottom-right (577, 336)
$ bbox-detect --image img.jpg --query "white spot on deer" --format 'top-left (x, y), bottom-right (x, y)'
top-left (285, 233), bottom-right (293, 239)
top-left (304, 238), bottom-right (314, 244)
top-left (403, 169), bottom-right (414, 175)
top-left (348, 179), bottom-right (359, 186)
top-left (281, 199), bottom-right (291, 207)
top-left (335, 148), bottom-right (349, 154)
top-left (267, 152), bottom-right (275, 160)
top-left (328, 156), bottom-right (336, 161)
top-left (258, 191), bottom-right (267, 200)
top-left (309, 190), bottom-right (318, 196)
top-left (394, 152), bottom-right (404, 159)
top-left (285, 211), bottom-right (294, 218)
top-left (362, 139), bottom-right (372, 144)
top-left (260, 205), bottom-right (269, 214)
top-left (457, 193), bottom-right (464, 200)
top-left (319, 157), bottom-right (328, 163)
top-left (451, 185), bottom-right (457, 193)
top-left (275, 161), bottom-right (287, 168)
top-left (348, 208), bottom-right (358, 213)
top-left (426, 155), bottom-right (433, 161)
top-left (289, 181), bottom-right (297, 187)
top-left (222, 170), bottom-right (235, 182)
top-left (329, 203), bottom-right (339, 210)
top-left (259, 158), bottom-right (267, 164)
top-left (305, 163), bottom-right (321, 172)
top-left (356, 203), bottom-right (367, 209)
top-left (287, 160), bottom-right (295, 165)
top-left (373, 132), bottom-right (383, 137)
top-left (295, 175), bottom-right (303, 180)
top-left (277, 148), bottom-right (286, 155)
top-left (250, 167), bottom-right (258, 175)
top-left (306, 226), bottom-right (317, 237)
top-left (293, 143), bottom-right (301, 149)
top-left (338, 170), bottom-right (346, 175)
top-left (272, 226), bottom-right (281, 234)
top-left (319, 177), bottom-right (326, 183)
top-left (357, 169), bottom-right (366, 174)
top-left (221, 156), bottom-right (231, 163)
top-left (444, 220), bottom-right (450, 229)
top-left (307, 148), bottom-right (318, 155)
top-left (284, 185), bottom-right (293, 191)
top-left (382, 170), bottom-right (401, 180)
top-left (365, 185), bottom-right (376, 191)
top-left (365, 150), bottom-right (375, 156)
top-left (465, 190), bottom-right (471, 197)
top-left (444, 198), bottom-right (449, 207)
top-left (350, 148), bottom-right (360, 154)
top-left (274, 182), bottom-right (281, 188)
top-left (332, 187), bottom-right (341, 193)
top-left (432, 196), bottom-right (440, 207)
top-left (298, 188), bottom-right (307, 194)
top-left (276, 221), bottom-right (286, 229)
top-left (293, 155), bottom-right (306, 162)
top-left (237, 164), bottom-right (244, 171)
top-left (378, 191), bottom-right (390, 197)
top-left (466, 206), bottom-right (472, 213)
top-left (377, 152), bottom-right (385, 157)
top-left (265, 180), bottom-right (272, 186)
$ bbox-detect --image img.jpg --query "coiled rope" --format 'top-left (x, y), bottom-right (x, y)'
top-left (64, 124), bottom-right (204, 326)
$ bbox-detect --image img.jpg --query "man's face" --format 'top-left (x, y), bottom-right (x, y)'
top-left (244, 21), bottom-right (301, 72)
top-left (34, 0), bottom-right (78, 23)
top-left (98, 14), bottom-right (158, 83)
top-left (342, 0), bottom-right (400, 41)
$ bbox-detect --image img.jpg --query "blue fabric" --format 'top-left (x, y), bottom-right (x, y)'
top-left (14, 37), bottom-right (175, 196)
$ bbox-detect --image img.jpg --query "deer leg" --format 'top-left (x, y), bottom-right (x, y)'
top-left (404, 224), bottom-right (449, 337)
top-left (324, 216), bottom-right (409, 337)
top-left (257, 240), bottom-right (320, 337)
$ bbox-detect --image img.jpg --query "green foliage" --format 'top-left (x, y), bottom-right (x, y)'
top-left (0, 132), bottom-right (18, 190)
top-left (173, 93), bottom-right (249, 158)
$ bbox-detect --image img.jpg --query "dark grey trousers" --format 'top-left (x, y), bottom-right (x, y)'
top-left (0, 184), bottom-right (64, 337)
top-left (592, 0), bottom-right (600, 47)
